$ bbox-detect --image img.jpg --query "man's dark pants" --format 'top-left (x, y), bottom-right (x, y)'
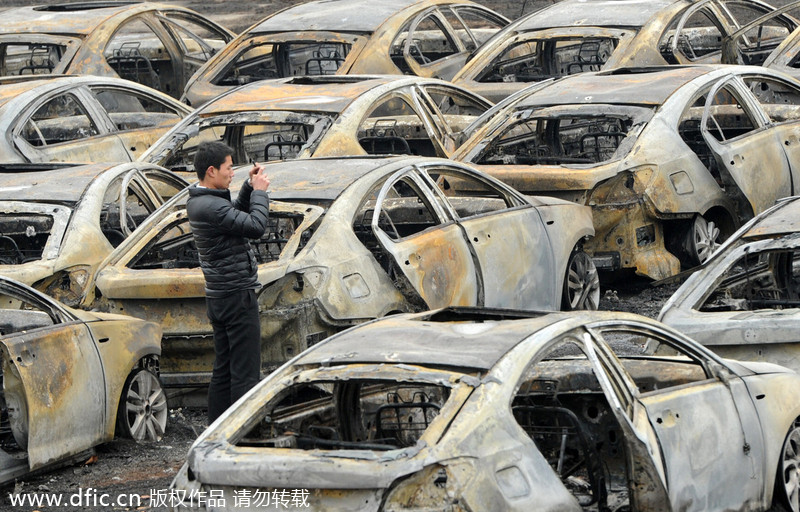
top-left (205, 288), bottom-right (261, 423)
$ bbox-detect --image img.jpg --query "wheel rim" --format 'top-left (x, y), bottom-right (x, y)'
top-left (783, 427), bottom-right (800, 512)
top-left (692, 215), bottom-right (720, 264)
top-left (566, 252), bottom-right (600, 310)
top-left (123, 370), bottom-right (167, 441)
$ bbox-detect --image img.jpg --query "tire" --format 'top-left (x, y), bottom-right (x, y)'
top-left (774, 420), bottom-right (800, 512)
top-left (679, 214), bottom-right (721, 268)
top-left (562, 248), bottom-right (600, 311)
top-left (116, 368), bottom-right (168, 442)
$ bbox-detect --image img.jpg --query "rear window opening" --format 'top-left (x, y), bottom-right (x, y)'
top-left (215, 41), bottom-right (354, 86)
top-left (0, 213), bottom-right (54, 265)
top-left (477, 37), bottom-right (619, 83)
top-left (0, 43), bottom-right (68, 76)
top-left (477, 113), bottom-right (636, 166)
top-left (236, 380), bottom-right (451, 451)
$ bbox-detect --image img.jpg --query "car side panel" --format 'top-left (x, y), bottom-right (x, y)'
top-left (1, 323), bottom-right (105, 470)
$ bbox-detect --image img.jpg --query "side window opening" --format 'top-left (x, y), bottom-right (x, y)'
top-left (215, 43), bottom-right (279, 86)
top-left (105, 19), bottom-right (176, 95)
top-left (20, 93), bottom-right (99, 147)
top-left (92, 87), bottom-right (182, 131)
top-left (390, 14), bottom-right (459, 71)
top-left (742, 76), bottom-right (800, 123)
top-left (0, 290), bottom-right (56, 336)
top-left (660, 9), bottom-right (724, 63)
top-left (700, 249), bottom-right (800, 311)
top-left (421, 86), bottom-right (488, 134)
top-left (424, 168), bottom-right (520, 218)
top-left (452, 7), bottom-right (506, 46)
top-left (359, 97), bottom-right (436, 156)
top-left (704, 84), bottom-right (758, 142)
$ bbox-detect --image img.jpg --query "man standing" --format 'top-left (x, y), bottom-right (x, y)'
top-left (186, 141), bottom-right (270, 423)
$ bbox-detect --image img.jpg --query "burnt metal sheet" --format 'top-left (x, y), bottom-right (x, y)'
top-left (517, 0), bottom-right (679, 31)
top-left (252, 0), bottom-right (425, 34)
top-left (0, 164), bottom-right (113, 203)
top-left (743, 197), bottom-right (800, 240)
top-left (514, 66), bottom-right (714, 108)
top-left (294, 314), bottom-right (557, 369)
top-left (198, 77), bottom-right (394, 116)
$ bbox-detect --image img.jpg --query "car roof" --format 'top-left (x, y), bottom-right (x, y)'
top-left (295, 308), bottom-right (651, 370)
top-left (517, 0), bottom-right (679, 30)
top-left (198, 76), bottom-right (410, 116)
top-left (514, 66), bottom-right (715, 107)
top-left (265, 156), bottom-right (418, 201)
top-left (251, 0), bottom-right (432, 34)
top-left (742, 197), bottom-right (800, 240)
top-left (0, 2), bottom-right (185, 36)
top-left (0, 163), bottom-right (115, 203)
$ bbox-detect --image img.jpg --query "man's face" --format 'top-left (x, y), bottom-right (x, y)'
top-left (206, 155), bottom-right (234, 190)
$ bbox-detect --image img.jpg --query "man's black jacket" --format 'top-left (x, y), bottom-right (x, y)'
top-left (186, 181), bottom-right (270, 298)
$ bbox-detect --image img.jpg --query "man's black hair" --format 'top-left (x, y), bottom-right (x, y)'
top-left (194, 141), bottom-right (233, 181)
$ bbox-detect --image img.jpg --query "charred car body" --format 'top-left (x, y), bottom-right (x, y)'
top-left (0, 275), bottom-right (165, 484)
top-left (170, 307), bottom-right (800, 512)
top-left (142, 75), bottom-right (492, 175)
top-left (0, 75), bottom-right (191, 163)
top-left (81, 156), bottom-right (596, 394)
top-left (452, 0), bottom-right (797, 102)
top-left (454, 65), bottom-right (800, 280)
top-left (181, 0), bottom-right (508, 106)
top-left (0, 162), bottom-right (187, 305)
top-left (660, 195), bottom-right (800, 373)
top-left (0, 1), bottom-right (234, 99)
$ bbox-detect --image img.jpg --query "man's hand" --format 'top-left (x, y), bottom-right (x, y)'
top-left (250, 162), bottom-right (270, 191)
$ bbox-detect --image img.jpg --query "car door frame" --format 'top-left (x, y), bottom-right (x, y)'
top-left (588, 321), bottom-right (766, 511)
top-left (400, 7), bottom-right (471, 80)
top-left (416, 162), bottom-right (559, 309)
top-left (0, 278), bottom-right (106, 470)
top-left (370, 166), bottom-right (482, 309)
top-left (666, 0), bottom-right (730, 64)
top-left (700, 75), bottom-right (794, 214)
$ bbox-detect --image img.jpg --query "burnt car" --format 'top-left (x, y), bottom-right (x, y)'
top-left (721, 0), bottom-right (800, 78)
top-left (453, 65), bottom-right (800, 281)
top-left (81, 156), bottom-right (596, 393)
top-left (0, 275), bottom-right (165, 484)
top-left (0, 162), bottom-right (188, 305)
top-left (451, 0), bottom-right (798, 102)
top-left (0, 1), bottom-right (234, 99)
top-left (141, 75), bottom-right (492, 174)
top-left (170, 307), bottom-right (800, 512)
top-left (0, 75), bottom-right (191, 163)
top-left (660, 196), bottom-right (800, 374)
top-left (181, 0), bottom-right (509, 107)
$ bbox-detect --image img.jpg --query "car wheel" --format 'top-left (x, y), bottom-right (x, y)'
top-left (776, 420), bottom-right (800, 512)
top-left (682, 214), bottom-right (720, 267)
top-left (117, 368), bottom-right (167, 442)
top-left (562, 248), bottom-right (600, 311)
